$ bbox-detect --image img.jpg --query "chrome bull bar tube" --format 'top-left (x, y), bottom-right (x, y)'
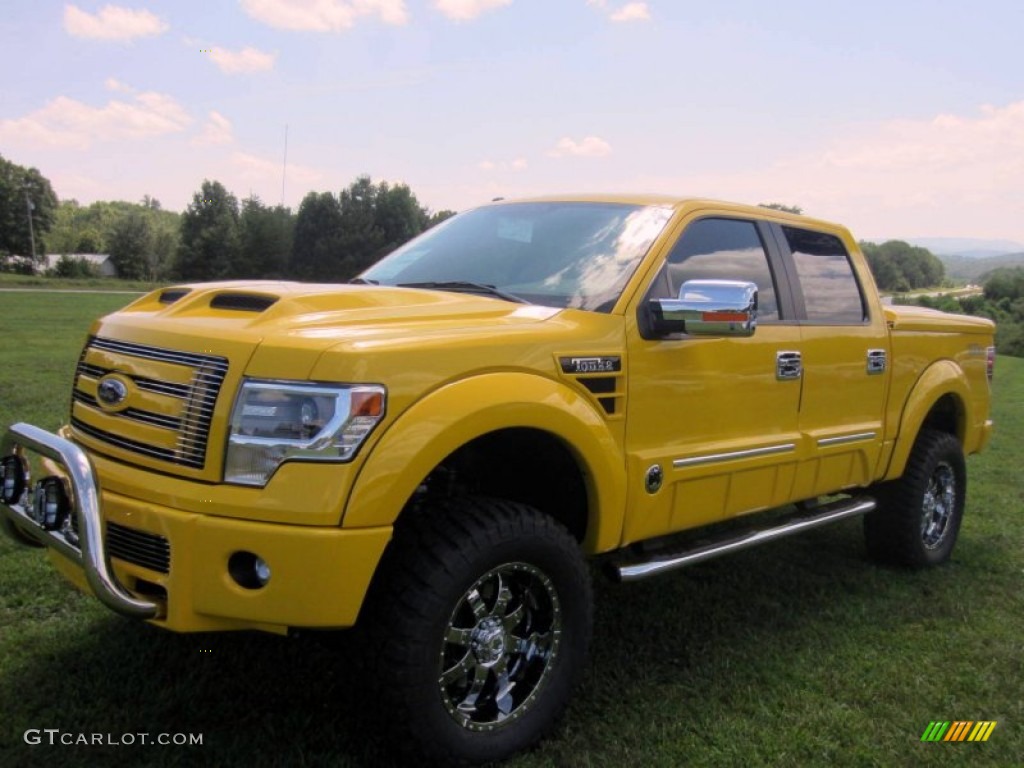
top-left (0, 422), bottom-right (159, 619)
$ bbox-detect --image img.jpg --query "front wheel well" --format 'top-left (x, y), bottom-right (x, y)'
top-left (401, 428), bottom-right (590, 543)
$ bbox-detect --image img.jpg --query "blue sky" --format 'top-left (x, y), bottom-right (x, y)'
top-left (2, 1), bottom-right (1023, 242)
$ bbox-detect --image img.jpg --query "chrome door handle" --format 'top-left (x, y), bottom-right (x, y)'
top-left (867, 349), bottom-right (887, 375)
top-left (776, 351), bottom-right (802, 381)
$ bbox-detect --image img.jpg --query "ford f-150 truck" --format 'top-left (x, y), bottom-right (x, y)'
top-left (1, 195), bottom-right (995, 764)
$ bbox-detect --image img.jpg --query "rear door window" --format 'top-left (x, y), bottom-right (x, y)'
top-left (783, 226), bottom-right (866, 324)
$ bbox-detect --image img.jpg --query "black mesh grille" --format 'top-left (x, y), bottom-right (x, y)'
top-left (106, 522), bottom-right (170, 574)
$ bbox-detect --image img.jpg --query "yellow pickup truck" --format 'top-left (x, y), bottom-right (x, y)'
top-left (1, 195), bottom-right (995, 764)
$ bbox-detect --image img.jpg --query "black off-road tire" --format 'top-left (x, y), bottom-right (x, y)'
top-left (359, 496), bottom-right (593, 766)
top-left (864, 429), bottom-right (966, 567)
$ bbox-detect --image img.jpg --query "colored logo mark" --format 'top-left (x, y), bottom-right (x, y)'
top-left (921, 721), bottom-right (997, 742)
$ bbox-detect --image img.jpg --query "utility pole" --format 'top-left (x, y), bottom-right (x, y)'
top-left (281, 124), bottom-right (288, 207)
top-left (24, 189), bottom-right (37, 265)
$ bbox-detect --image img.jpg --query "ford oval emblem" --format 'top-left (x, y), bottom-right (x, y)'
top-left (97, 376), bottom-right (129, 408)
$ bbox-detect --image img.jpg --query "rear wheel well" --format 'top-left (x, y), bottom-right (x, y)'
top-left (920, 393), bottom-right (964, 442)
top-left (400, 428), bottom-right (589, 543)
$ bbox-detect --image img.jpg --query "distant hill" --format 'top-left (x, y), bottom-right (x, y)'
top-left (906, 237), bottom-right (1024, 256)
top-left (941, 252), bottom-right (1024, 281)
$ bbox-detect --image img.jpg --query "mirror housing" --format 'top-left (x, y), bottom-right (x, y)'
top-left (649, 279), bottom-right (758, 337)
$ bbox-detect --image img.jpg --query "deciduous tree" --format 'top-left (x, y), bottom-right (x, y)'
top-left (0, 154), bottom-right (58, 268)
top-left (175, 180), bottom-right (240, 280)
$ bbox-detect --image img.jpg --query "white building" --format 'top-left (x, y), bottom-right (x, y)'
top-left (41, 253), bottom-right (117, 277)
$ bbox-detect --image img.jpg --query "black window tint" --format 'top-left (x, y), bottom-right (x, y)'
top-left (664, 218), bottom-right (779, 321)
top-left (784, 226), bottom-right (865, 323)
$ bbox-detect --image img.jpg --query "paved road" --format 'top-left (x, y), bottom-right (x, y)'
top-left (0, 288), bottom-right (145, 295)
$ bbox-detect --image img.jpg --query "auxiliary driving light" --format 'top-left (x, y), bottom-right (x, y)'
top-left (228, 551), bottom-right (272, 590)
top-left (31, 476), bottom-right (70, 530)
top-left (1, 455), bottom-right (29, 505)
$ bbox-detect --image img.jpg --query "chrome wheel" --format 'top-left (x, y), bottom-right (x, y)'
top-left (920, 461), bottom-right (956, 550)
top-left (438, 562), bottom-right (562, 732)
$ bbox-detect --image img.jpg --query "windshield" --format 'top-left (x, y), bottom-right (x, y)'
top-left (360, 202), bottom-right (675, 312)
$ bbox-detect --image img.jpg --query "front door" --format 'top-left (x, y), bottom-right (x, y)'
top-left (624, 215), bottom-right (803, 544)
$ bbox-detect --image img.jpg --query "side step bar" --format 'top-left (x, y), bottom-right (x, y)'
top-left (612, 497), bottom-right (876, 583)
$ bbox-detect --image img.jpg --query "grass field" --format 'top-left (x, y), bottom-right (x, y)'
top-left (1, 291), bottom-right (1021, 767)
top-left (0, 273), bottom-right (159, 293)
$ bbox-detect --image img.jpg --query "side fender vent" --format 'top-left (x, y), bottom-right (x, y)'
top-left (580, 377), bottom-right (616, 395)
top-left (556, 355), bottom-right (624, 418)
top-left (210, 293), bottom-right (278, 312)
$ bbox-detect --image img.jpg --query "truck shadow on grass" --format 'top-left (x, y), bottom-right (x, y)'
top-left (0, 520), bottom-right (983, 768)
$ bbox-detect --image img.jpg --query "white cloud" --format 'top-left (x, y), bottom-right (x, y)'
top-left (434, 0), bottom-right (512, 21)
top-left (0, 89), bottom-right (191, 149)
top-left (232, 152), bottom-right (323, 187)
top-left (208, 46), bottom-right (276, 74)
top-left (192, 111), bottom-right (234, 146)
top-left (609, 2), bottom-right (650, 22)
top-left (548, 136), bottom-right (612, 158)
top-left (478, 157), bottom-right (527, 171)
top-left (640, 100), bottom-right (1024, 240)
top-left (241, 0), bottom-right (409, 31)
top-left (104, 77), bottom-right (135, 93)
top-left (587, 0), bottom-right (650, 22)
top-left (63, 4), bottom-right (168, 41)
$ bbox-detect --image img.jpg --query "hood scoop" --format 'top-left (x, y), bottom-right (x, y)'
top-left (209, 293), bottom-right (279, 312)
top-left (159, 288), bottom-right (191, 304)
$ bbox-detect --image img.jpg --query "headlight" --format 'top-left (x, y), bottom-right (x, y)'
top-left (225, 379), bottom-right (386, 486)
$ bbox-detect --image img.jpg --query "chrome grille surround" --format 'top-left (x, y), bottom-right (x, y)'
top-left (71, 336), bottom-right (229, 470)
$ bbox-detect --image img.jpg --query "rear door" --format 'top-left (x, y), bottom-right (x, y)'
top-left (770, 223), bottom-right (890, 497)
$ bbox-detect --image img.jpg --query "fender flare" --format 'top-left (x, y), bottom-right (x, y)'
top-left (884, 359), bottom-right (969, 480)
top-left (342, 372), bottom-right (627, 553)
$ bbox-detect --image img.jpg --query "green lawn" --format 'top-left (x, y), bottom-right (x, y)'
top-left (0, 273), bottom-right (159, 293)
top-left (1, 291), bottom-right (1021, 767)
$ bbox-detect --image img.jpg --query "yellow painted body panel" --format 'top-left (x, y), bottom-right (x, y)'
top-left (11, 196), bottom-right (994, 633)
top-left (342, 372), bottom-right (626, 554)
top-left (51, 485), bottom-right (391, 632)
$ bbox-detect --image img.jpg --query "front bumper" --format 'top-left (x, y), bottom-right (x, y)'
top-left (1, 422), bottom-right (392, 633)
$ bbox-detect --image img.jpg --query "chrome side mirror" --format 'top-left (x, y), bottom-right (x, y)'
top-left (649, 279), bottom-right (758, 337)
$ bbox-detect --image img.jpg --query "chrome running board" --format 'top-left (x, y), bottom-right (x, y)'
top-left (613, 497), bottom-right (876, 583)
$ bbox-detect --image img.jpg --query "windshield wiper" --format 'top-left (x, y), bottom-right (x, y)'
top-left (348, 277), bottom-right (379, 285)
top-left (397, 281), bottom-right (529, 304)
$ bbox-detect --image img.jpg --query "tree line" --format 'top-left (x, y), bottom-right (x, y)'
top-left (1, 152), bottom-right (454, 282)
top-left (901, 267), bottom-right (1024, 357)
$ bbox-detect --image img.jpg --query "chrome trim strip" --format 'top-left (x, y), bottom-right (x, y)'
top-left (672, 442), bottom-right (796, 469)
top-left (615, 497), bottom-right (877, 582)
top-left (89, 337), bottom-right (229, 371)
top-left (0, 423), bottom-right (160, 619)
top-left (73, 337), bottom-right (229, 470)
top-left (816, 431), bottom-right (878, 448)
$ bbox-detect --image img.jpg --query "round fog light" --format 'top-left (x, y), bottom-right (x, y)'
top-left (1, 455), bottom-right (29, 505)
top-left (228, 551), bottom-right (272, 590)
top-left (31, 476), bottom-right (70, 530)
